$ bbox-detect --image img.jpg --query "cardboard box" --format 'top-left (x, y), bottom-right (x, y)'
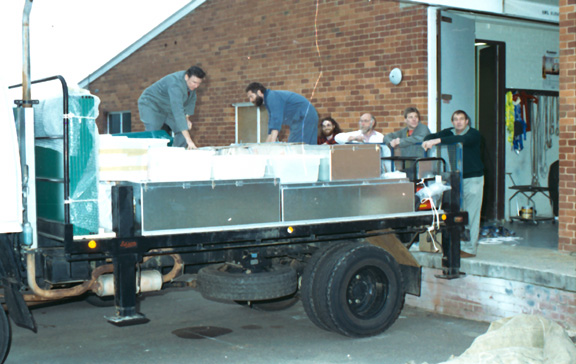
top-left (317, 144), bottom-right (382, 181)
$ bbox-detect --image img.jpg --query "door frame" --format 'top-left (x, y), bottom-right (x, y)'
top-left (476, 39), bottom-right (507, 220)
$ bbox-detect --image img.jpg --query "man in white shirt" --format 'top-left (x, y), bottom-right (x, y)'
top-left (334, 113), bottom-right (391, 172)
top-left (335, 113), bottom-right (384, 144)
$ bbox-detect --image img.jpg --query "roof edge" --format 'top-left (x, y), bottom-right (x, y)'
top-left (78, 0), bottom-right (207, 89)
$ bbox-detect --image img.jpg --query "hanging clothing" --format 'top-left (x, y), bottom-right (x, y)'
top-left (510, 90), bottom-right (539, 153)
top-left (513, 91), bottom-right (538, 132)
top-left (513, 97), bottom-right (527, 152)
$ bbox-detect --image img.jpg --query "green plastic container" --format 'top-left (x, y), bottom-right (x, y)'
top-left (35, 95), bottom-right (99, 235)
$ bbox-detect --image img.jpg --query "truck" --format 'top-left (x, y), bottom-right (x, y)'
top-left (0, 3), bottom-right (467, 362)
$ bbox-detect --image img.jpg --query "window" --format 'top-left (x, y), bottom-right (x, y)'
top-left (107, 111), bottom-right (131, 134)
top-left (233, 103), bottom-right (268, 143)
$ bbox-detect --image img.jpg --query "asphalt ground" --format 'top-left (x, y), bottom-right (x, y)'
top-left (6, 285), bottom-right (490, 364)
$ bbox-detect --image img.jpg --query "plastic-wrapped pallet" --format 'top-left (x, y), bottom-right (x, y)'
top-left (211, 155), bottom-right (267, 180)
top-left (98, 135), bottom-right (168, 181)
top-left (148, 148), bottom-right (214, 182)
top-left (267, 154), bottom-right (321, 183)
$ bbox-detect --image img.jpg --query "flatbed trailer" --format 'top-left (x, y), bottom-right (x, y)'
top-left (36, 173), bottom-right (467, 327)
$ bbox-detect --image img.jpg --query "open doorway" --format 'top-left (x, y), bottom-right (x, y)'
top-left (476, 40), bottom-right (506, 221)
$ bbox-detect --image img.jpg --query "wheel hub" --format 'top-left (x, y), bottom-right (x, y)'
top-left (346, 266), bottom-right (388, 319)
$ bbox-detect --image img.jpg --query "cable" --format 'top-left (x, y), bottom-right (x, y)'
top-left (417, 178), bottom-right (442, 252)
top-left (310, 0), bottom-right (323, 101)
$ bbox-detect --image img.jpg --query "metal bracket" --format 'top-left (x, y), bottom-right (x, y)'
top-left (13, 100), bottom-right (39, 107)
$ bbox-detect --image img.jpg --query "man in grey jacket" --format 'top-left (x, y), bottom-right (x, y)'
top-left (138, 66), bottom-right (206, 149)
top-left (383, 107), bottom-right (430, 158)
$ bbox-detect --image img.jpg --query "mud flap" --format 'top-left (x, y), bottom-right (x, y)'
top-left (0, 235), bottom-right (37, 332)
top-left (366, 233), bottom-right (422, 296)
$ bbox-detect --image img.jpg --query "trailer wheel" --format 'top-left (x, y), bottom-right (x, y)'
top-left (311, 243), bottom-right (405, 337)
top-left (0, 308), bottom-right (11, 363)
top-left (300, 241), bottom-right (353, 331)
top-left (235, 292), bottom-right (299, 311)
top-left (198, 264), bottom-right (297, 301)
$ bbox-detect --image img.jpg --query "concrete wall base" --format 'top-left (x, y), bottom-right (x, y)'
top-left (406, 267), bottom-right (576, 333)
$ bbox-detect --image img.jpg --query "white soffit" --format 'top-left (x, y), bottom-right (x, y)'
top-left (402, 0), bottom-right (558, 23)
top-left (403, 0), bottom-right (503, 13)
top-left (79, 0), bottom-right (207, 88)
top-left (504, 0), bottom-right (559, 23)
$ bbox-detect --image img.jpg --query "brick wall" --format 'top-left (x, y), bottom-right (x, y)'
top-left (406, 267), bottom-right (576, 332)
top-left (86, 0), bottom-right (428, 146)
top-left (559, 0), bottom-right (576, 252)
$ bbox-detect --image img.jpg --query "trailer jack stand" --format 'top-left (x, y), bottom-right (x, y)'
top-left (106, 312), bottom-right (149, 327)
top-left (106, 252), bottom-right (149, 327)
top-left (435, 268), bottom-right (466, 280)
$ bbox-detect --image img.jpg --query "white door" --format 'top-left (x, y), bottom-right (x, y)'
top-left (439, 11), bottom-right (475, 130)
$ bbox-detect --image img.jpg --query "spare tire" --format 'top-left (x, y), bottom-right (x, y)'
top-left (198, 264), bottom-right (297, 301)
top-left (235, 292), bottom-right (300, 312)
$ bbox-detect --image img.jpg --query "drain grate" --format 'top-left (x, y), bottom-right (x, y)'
top-left (172, 326), bottom-right (232, 339)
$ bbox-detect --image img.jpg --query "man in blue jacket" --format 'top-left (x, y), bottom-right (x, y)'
top-left (422, 110), bottom-right (484, 258)
top-left (138, 66), bottom-right (206, 149)
top-left (245, 82), bottom-right (318, 144)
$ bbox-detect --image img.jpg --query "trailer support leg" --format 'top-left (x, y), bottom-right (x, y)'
top-left (436, 227), bottom-right (465, 279)
top-left (105, 253), bottom-right (149, 326)
top-left (107, 184), bottom-right (149, 326)
top-left (436, 171), bottom-right (466, 279)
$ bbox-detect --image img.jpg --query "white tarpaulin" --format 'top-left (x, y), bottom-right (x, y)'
top-left (439, 315), bottom-right (576, 364)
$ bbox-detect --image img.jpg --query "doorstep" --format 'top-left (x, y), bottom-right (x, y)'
top-left (410, 244), bottom-right (576, 292)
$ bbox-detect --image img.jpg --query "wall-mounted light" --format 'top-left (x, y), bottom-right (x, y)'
top-left (389, 68), bottom-right (402, 85)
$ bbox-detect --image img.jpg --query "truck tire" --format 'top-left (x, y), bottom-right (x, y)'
top-left (311, 242), bottom-right (405, 337)
top-left (300, 241), bottom-right (353, 332)
top-left (198, 264), bottom-right (297, 301)
top-left (0, 308), bottom-right (11, 363)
